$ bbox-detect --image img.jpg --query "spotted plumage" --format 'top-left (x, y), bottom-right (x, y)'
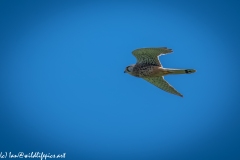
top-left (124, 47), bottom-right (196, 97)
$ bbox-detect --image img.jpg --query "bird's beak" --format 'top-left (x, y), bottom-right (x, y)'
top-left (124, 70), bottom-right (126, 73)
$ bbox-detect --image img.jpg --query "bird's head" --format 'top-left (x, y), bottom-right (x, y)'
top-left (124, 65), bottom-right (135, 74)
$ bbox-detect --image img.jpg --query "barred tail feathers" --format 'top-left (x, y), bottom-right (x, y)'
top-left (166, 68), bottom-right (196, 75)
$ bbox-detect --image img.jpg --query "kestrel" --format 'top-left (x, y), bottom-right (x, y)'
top-left (124, 47), bottom-right (196, 97)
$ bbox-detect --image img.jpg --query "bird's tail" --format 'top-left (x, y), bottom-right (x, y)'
top-left (165, 68), bottom-right (196, 75)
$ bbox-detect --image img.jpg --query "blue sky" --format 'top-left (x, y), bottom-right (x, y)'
top-left (0, 0), bottom-right (240, 159)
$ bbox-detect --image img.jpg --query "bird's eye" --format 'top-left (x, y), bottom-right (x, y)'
top-left (126, 66), bottom-right (131, 72)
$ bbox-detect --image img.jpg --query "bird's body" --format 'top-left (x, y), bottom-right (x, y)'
top-left (124, 47), bottom-right (196, 97)
top-left (130, 65), bottom-right (168, 77)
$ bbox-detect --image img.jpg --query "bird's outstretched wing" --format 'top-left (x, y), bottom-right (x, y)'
top-left (132, 47), bottom-right (172, 67)
top-left (143, 76), bottom-right (183, 97)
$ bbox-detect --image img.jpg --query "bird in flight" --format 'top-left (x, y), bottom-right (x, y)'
top-left (124, 47), bottom-right (196, 97)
